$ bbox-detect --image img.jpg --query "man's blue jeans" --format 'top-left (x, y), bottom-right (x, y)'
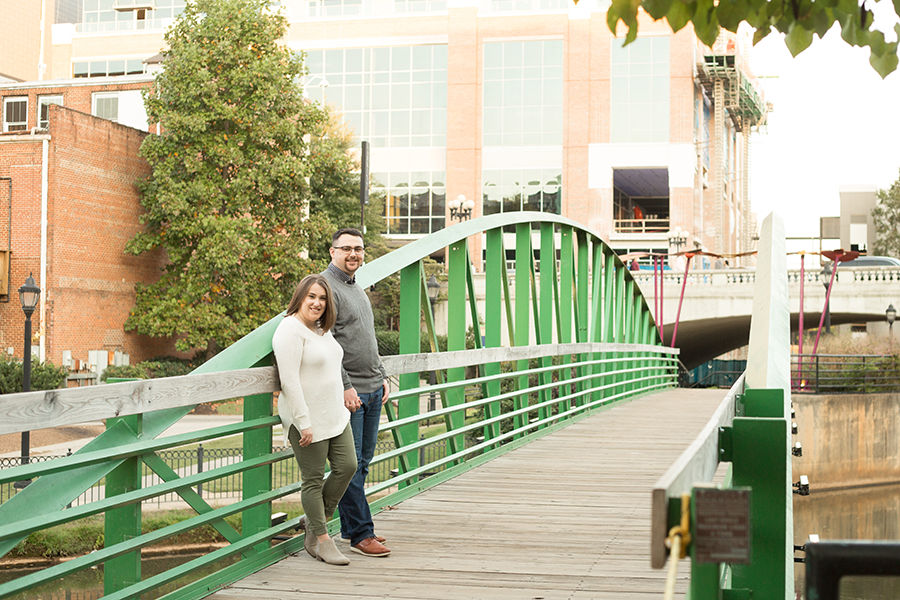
top-left (338, 386), bottom-right (382, 545)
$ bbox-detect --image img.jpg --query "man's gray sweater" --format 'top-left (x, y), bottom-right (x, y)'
top-left (322, 263), bottom-right (387, 394)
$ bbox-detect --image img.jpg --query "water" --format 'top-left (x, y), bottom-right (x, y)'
top-left (0, 552), bottom-right (237, 600)
top-left (794, 483), bottom-right (900, 599)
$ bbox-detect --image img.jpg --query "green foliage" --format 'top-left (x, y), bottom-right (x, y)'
top-left (603, 0), bottom-right (900, 77)
top-left (127, 0), bottom-right (337, 358)
top-left (0, 355), bottom-right (67, 395)
top-left (872, 168), bottom-right (900, 258)
top-left (101, 357), bottom-right (197, 382)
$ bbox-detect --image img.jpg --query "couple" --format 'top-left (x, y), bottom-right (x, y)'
top-left (271, 228), bottom-right (390, 566)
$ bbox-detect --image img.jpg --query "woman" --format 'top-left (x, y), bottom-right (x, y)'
top-left (272, 274), bottom-right (357, 566)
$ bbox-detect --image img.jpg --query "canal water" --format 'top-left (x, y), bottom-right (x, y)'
top-left (794, 483), bottom-right (900, 599)
top-left (0, 552), bottom-right (237, 600)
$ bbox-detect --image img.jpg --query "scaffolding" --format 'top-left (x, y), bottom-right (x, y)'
top-left (696, 50), bottom-right (768, 133)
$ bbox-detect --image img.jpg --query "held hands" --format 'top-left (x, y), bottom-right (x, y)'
top-left (382, 379), bottom-right (391, 405)
top-left (344, 388), bottom-right (362, 413)
top-left (298, 427), bottom-right (314, 447)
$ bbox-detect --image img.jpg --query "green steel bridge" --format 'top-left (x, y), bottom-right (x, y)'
top-left (0, 212), bottom-right (806, 599)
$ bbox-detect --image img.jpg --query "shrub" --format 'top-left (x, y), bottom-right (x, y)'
top-left (101, 357), bottom-right (197, 382)
top-left (0, 354), bottom-right (67, 394)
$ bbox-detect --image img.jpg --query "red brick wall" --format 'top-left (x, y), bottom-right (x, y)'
top-left (0, 104), bottom-right (183, 372)
top-left (0, 80), bottom-right (152, 133)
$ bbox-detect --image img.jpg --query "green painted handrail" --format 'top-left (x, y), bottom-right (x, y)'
top-left (0, 212), bottom-right (675, 600)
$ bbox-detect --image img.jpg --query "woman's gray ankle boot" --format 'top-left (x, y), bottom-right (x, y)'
top-left (316, 537), bottom-right (350, 565)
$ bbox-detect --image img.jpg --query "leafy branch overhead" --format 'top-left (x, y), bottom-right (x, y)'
top-left (603, 0), bottom-right (900, 77)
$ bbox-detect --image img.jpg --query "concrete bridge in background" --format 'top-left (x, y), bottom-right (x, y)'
top-left (632, 267), bottom-right (900, 368)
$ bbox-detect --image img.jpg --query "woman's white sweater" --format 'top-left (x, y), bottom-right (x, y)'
top-left (272, 316), bottom-right (350, 445)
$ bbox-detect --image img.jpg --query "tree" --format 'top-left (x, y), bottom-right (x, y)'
top-left (872, 169), bottom-right (900, 257)
top-left (126, 0), bottom-right (335, 358)
top-left (603, 0), bottom-right (900, 77)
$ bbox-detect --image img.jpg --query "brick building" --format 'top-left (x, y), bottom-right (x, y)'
top-left (0, 96), bottom-right (177, 371)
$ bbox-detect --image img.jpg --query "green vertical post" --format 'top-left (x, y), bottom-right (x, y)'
top-left (482, 228), bottom-right (504, 442)
top-left (397, 261), bottom-right (423, 479)
top-left (574, 230), bottom-right (590, 407)
top-left (730, 405), bottom-right (788, 599)
top-left (243, 391), bottom-right (273, 554)
top-left (538, 223), bottom-right (555, 425)
top-left (589, 240), bottom-right (604, 401)
top-left (446, 240), bottom-right (468, 455)
top-left (623, 281), bottom-right (635, 394)
top-left (558, 226), bottom-right (574, 413)
top-left (601, 250), bottom-right (616, 397)
top-left (613, 264), bottom-right (626, 397)
top-left (103, 404), bottom-right (142, 597)
top-left (514, 223), bottom-right (532, 433)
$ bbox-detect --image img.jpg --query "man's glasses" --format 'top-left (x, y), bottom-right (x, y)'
top-left (333, 246), bottom-right (365, 254)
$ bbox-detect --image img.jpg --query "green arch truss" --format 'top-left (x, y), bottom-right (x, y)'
top-left (0, 212), bottom-right (678, 600)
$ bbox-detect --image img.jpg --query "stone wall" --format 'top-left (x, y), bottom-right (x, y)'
top-left (792, 393), bottom-right (900, 490)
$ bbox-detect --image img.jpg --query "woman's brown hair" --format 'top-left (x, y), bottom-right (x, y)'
top-left (285, 274), bottom-right (336, 332)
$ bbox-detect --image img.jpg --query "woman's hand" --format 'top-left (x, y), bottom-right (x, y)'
top-left (298, 427), bottom-right (314, 447)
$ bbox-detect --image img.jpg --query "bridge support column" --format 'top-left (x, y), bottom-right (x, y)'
top-left (104, 413), bottom-right (142, 596)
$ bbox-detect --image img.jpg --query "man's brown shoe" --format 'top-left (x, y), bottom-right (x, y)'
top-left (351, 536), bottom-right (391, 557)
top-left (340, 535), bottom-right (386, 544)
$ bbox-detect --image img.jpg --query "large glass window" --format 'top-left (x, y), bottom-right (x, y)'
top-left (374, 171), bottom-right (446, 235)
top-left (610, 36), bottom-right (670, 143)
top-left (304, 45), bottom-right (448, 148)
top-left (73, 58), bottom-right (146, 78)
top-left (483, 40), bottom-right (563, 146)
top-left (482, 169), bottom-right (562, 217)
top-left (3, 97), bottom-right (27, 132)
top-left (80, 0), bottom-right (185, 32)
top-left (394, 0), bottom-right (446, 13)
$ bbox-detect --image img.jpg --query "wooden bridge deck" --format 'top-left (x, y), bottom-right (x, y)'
top-left (210, 387), bottom-right (726, 600)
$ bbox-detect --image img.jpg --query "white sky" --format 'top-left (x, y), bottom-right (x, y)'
top-left (748, 17), bottom-right (900, 244)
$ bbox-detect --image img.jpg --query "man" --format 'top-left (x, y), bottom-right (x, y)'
top-left (322, 228), bottom-right (392, 558)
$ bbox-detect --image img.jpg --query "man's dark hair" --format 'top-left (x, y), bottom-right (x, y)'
top-left (332, 228), bottom-right (364, 245)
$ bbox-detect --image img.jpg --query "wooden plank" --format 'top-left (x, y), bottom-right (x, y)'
top-left (0, 367), bottom-right (279, 436)
top-left (207, 387), bottom-right (725, 600)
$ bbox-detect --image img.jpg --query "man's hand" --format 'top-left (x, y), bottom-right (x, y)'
top-left (344, 387), bottom-right (361, 412)
top-left (298, 427), bottom-right (314, 447)
top-left (382, 379), bottom-right (391, 405)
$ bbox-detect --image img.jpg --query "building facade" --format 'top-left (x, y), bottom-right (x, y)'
top-left (0, 101), bottom-right (177, 371)
top-left (27, 0), bottom-right (766, 266)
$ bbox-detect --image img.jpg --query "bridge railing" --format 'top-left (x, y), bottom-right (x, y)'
top-left (651, 212), bottom-right (795, 600)
top-left (0, 213), bottom-right (676, 600)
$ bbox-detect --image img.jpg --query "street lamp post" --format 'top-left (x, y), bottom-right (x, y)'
top-left (821, 264), bottom-right (832, 335)
top-left (448, 194), bottom-right (475, 222)
top-left (887, 303), bottom-right (896, 347)
top-left (426, 275), bottom-right (440, 412)
top-left (667, 226), bottom-right (688, 253)
top-left (15, 273), bottom-right (41, 489)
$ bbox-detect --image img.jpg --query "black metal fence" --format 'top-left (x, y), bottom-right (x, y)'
top-left (792, 354), bottom-right (900, 394)
top-left (1, 437), bottom-right (452, 507)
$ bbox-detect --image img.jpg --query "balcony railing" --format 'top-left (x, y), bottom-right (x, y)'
top-left (613, 218), bottom-right (670, 234)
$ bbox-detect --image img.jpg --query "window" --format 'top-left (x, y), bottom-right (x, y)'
top-left (2, 97), bottom-right (27, 132)
top-left (482, 169), bottom-right (562, 218)
top-left (483, 40), bottom-right (563, 147)
top-left (490, 0), bottom-right (565, 11)
top-left (92, 92), bottom-right (119, 122)
top-left (73, 58), bottom-right (146, 78)
top-left (374, 171), bottom-right (446, 235)
top-left (304, 45), bottom-right (448, 149)
top-left (80, 0), bottom-right (185, 32)
top-left (38, 95), bottom-right (64, 129)
top-left (394, 0), bottom-right (446, 12)
top-left (610, 37), bottom-right (670, 143)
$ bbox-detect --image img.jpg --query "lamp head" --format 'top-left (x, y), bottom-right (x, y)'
top-left (887, 304), bottom-right (896, 326)
top-left (426, 275), bottom-right (440, 302)
top-left (18, 273), bottom-right (40, 316)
